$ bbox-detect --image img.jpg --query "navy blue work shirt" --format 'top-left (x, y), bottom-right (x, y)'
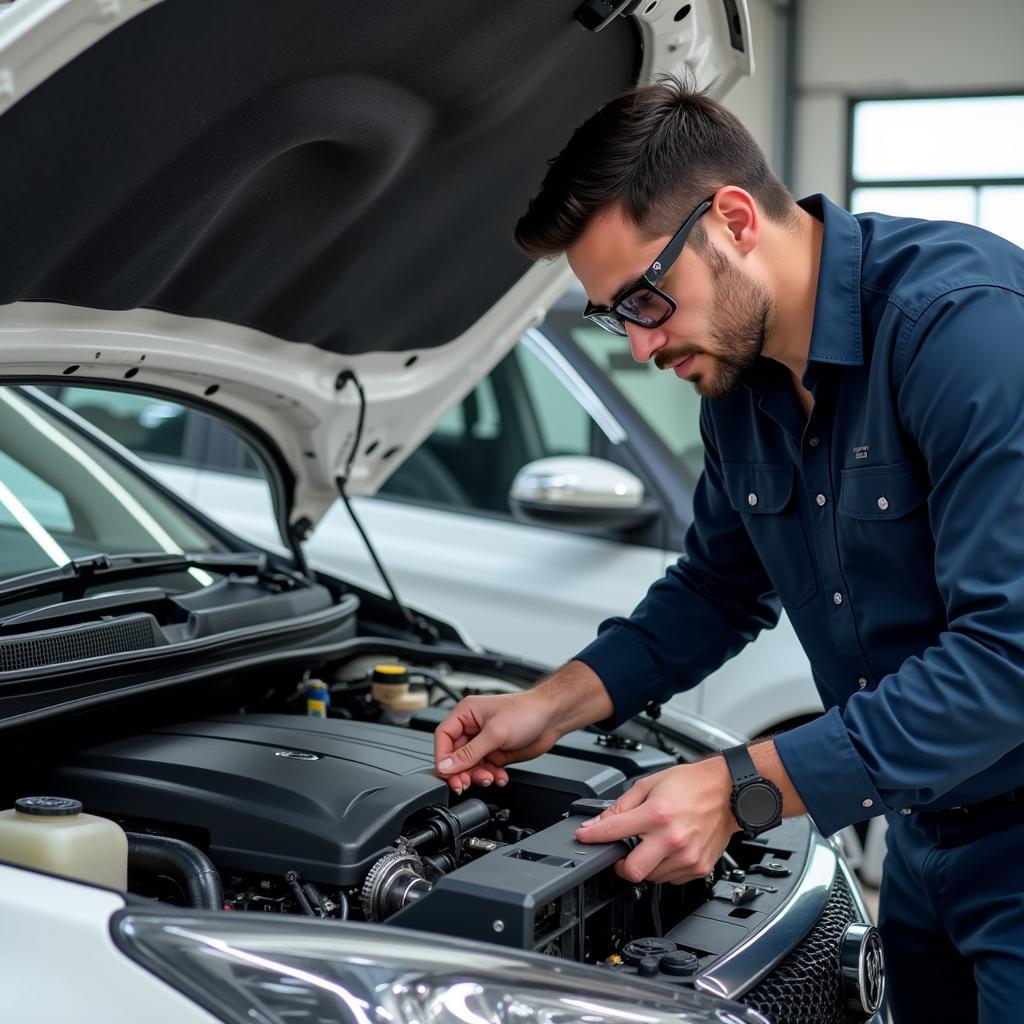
top-left (575, 194), bottom-right (1024, 837)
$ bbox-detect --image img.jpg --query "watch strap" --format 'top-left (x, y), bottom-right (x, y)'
top-left (723, 744), bottom-right (758, 786)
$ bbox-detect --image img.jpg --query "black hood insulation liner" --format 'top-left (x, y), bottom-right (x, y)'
top-left (0, 0), bottom-right (638, 356)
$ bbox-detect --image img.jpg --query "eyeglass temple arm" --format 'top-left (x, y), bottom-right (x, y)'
top-left (646, 197), bottom-right (715, 286)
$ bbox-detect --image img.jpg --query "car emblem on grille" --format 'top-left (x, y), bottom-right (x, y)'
top-left (840, 922), bottom-right (885, 1016)
top-left (274, 750), bottom-right (320, 761)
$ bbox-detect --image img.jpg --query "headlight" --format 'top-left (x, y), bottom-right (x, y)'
top-left (113, 913), bottom-right (768, 1024)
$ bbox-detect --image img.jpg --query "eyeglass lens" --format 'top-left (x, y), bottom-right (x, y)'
top-left (616, 288), bottom-right (672, 327)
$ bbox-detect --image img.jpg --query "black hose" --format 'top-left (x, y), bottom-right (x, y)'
top-left (285, 870), bottom-right (317, 917)
top-left (409, 668), bottom-right (463, 705)
top-left (126, 832), bottom-right (223, 911)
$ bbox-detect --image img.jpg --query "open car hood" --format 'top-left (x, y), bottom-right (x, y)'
top-left (0, 0), bottom-right (751, 539)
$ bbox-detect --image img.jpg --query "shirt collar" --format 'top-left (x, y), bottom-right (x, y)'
top-left (800, 193), bottom-right (864, 369)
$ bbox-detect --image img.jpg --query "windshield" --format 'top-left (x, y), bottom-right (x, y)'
top-left (0, 387), bottom-right (223, 582)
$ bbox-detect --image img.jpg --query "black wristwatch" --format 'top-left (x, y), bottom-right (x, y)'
top-left (723, 744), bottom-right (783, 837)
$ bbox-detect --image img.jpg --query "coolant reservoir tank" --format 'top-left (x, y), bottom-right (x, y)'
top-left (0, 796), bottom-right (128, 891)
top-left (371, 663), bottom-right (428, 725)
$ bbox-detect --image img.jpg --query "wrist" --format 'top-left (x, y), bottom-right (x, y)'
top-left (533, 660), bottom-right (614, 735)
top-left (723, 744), bottom-right (784, 837)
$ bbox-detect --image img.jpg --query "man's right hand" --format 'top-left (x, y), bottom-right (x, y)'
top-left (433, 691), bottom-right (559, 793)
top-left (433, 660), bottom-right (616, 794)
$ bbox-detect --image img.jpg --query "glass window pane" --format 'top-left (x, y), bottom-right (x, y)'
top-left (850, 186), bottom-right (977, 224)
top-left (978, 186), bottom-right (1024, 250)
top-left (379, 370), bottom-right (504, 510)
top-left (569, 324), bottom-right (705, 479)
top-left (0, 452), bottom-right (72, 532)
top-left (853, 96), bottom-right (1024, 181)
top-left (0, 388), bottom-right (221, 579)
top-left (58, 386), bottom-right (188, 460)
top-left (515, 343), bottom-right (590, 457)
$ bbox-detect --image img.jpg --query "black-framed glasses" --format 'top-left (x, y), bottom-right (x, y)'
top-left (582, 196), bottom-right (715, 337)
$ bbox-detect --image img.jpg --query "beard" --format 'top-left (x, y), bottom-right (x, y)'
top-left (655, 246), bottom-right (774, 399)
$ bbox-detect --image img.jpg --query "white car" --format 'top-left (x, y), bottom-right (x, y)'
top-left (0, 0), bottom-right (883, 1021)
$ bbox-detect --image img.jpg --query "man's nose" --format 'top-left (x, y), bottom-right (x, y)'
top-left (625, 321), bottom-right (666, 364)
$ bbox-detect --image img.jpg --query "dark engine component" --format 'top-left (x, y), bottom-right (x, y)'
top-left (43, 714), bottom-right (625, 886)
top-left (361, 847), bottom-right (431, 921)
top-left (126, 832), bottom-right (223, 910)
top-left (391, 800), bottom-right (634, 959)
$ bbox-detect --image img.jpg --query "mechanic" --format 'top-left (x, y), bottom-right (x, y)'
top-left (433, 77), bottom-right (1024, 1023)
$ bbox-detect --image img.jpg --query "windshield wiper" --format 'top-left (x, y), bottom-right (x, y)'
top-left (0, 551), bottom-right (268, 607)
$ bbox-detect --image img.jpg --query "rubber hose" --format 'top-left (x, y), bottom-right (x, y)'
top-left (126, 832), bottom-right (223, 911)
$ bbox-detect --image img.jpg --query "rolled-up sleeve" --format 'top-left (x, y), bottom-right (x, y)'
top-left (575, 402), bottom-right (781, 727)
top-left (777, 285), bottom-right (1024, 836)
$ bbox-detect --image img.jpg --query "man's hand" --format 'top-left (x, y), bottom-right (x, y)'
top-left (433, 691), bottom-right (561, 794)
top-left (575, 757), bottom-right (738, 884)
top-left (434, 660), bottom-right (615, 793)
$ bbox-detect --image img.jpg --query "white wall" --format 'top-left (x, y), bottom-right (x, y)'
top-left (721, 0), bottom-right (789, 173)
top-left (793, 0), bottom-right (1024, 201)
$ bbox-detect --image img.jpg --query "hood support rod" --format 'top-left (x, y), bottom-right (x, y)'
top-left (335, 370), bottom-right (438, 644)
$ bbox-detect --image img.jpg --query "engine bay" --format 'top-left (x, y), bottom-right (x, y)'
top-left (7, 650), bottom-right (812, 988)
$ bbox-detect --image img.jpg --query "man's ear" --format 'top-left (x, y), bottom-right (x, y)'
top-left (712, 187), bottom-right (759, 256)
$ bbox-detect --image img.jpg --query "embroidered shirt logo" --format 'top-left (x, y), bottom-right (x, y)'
top-left (853, 445), bottom-right (870, 461)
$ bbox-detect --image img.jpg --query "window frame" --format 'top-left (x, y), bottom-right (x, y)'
top-left (845, 89), bottom-right (1024, 216)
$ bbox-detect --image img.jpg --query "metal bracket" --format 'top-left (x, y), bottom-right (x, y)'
top-left (574, 0), bottom-right (642, 34)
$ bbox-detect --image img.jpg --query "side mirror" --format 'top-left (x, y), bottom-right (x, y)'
top-left (509, 456), bottom-right (659, 533)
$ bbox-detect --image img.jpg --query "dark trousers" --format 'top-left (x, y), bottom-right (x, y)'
top-left (879, 799), bottom-right (1024, 1023)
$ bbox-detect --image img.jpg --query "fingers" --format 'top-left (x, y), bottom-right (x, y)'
top-left (470, 761), bottom-right (509, 788)
top-left (574, 780), bottom-right (652, 843)
top-left (445, 752), bottom-right (509, 795)
top-left (433, 703), bottom-right (479, 770)
top-left (575, 803), bottom-right (649, 844)
top-left (613, 840), bottom-right (674, 884)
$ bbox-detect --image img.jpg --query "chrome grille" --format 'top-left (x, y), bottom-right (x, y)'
top-left (739, 872), bottom-right (865, 1024)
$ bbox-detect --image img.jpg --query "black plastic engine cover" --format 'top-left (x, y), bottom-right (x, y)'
top-left (45, 714), bottom-right (453, 884)
top-left (44, 714), bottom-right (625, 885)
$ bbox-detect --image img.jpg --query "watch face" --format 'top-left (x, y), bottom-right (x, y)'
top-left (737, 781), bottom-right (781, 829)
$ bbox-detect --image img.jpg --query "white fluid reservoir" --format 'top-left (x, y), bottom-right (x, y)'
top-left (0, 796), bottom-right (128, 891)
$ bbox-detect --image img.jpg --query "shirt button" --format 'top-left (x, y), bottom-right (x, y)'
top-left (877, 496), bottom-right (889, 511)
top-left (833, 592), bottom-right (844, 605)
top-left (808, 436), bottom-right (820, 447)
top-left (747, 493), bottom-right (758, 507)
top-left (900, 808), bottom-right (912, 816)
top-left (857, 677), bottom-right (868, 689)
top-left (816, 493), bottom-right (827, 507)
top-left (862, 799), bottom-right (874, 808)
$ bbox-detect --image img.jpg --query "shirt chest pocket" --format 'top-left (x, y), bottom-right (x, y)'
top-left (837, 461), bottom-right (942, 607)
top-left (722, 462), bottom-right (818, 609)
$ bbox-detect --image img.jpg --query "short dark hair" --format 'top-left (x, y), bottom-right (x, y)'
top-left (514, 75), bottom-right (795, 261)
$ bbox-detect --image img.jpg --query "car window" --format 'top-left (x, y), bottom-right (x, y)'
top-left (55, 387), bottom-right (191, 461)
top-left (515, 342), bottom-right (590, 457)
top-left (0, 387), bottom-right (222, 580)
top-left (0, 453), bottom-right (73, 533)
top-left (380, 338), bottom-right (605, 515)
top-left (431, 373), bottom-right (501, 441)
top-left (566, 323), bottom-right (705, 479)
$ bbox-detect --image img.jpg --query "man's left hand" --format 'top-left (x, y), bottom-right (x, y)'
top-left (575, 757), bottom-right (738, 884)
